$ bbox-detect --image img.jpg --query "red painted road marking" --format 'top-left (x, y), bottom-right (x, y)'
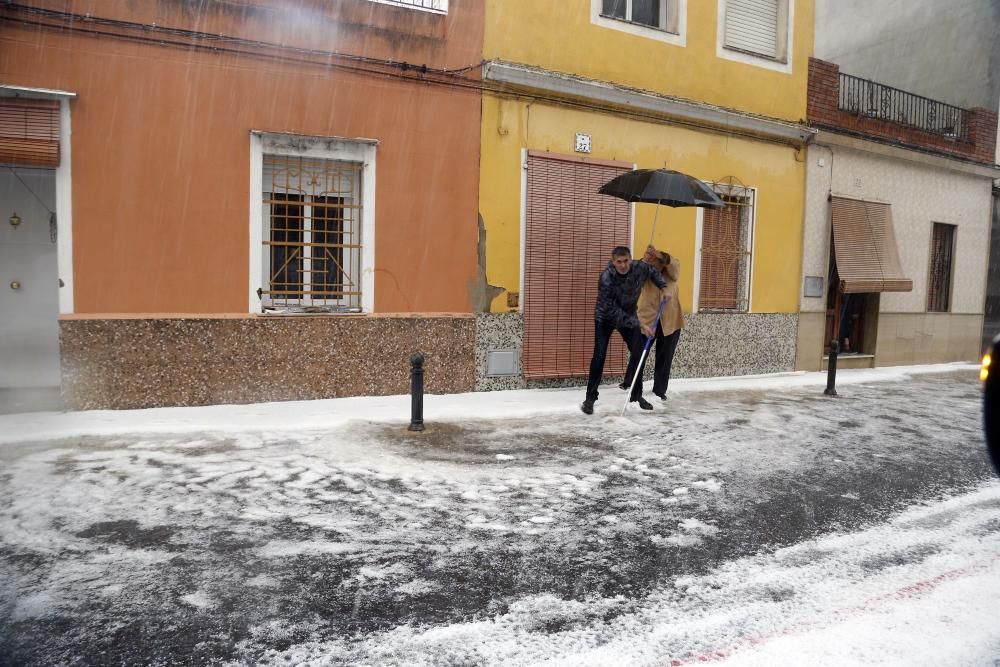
top-left (666, 554), bottom-right (1000, 666)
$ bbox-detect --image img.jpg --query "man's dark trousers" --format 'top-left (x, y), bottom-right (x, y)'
top-left (585, 319), bottom-right (645, 403)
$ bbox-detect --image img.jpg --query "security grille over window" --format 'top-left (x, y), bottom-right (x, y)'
top-left (601, 0), bottom-right (679, 32)
top-left (927, 222), bottom-right (956, 312)
top-left (261, 155), bottom-right (363, 313)
top-left (723, 0), bottom-right (785, 60)
top-left (699, 177), bottom-right (754, 311)
top-left (367, 0), bottom-right (447, 13)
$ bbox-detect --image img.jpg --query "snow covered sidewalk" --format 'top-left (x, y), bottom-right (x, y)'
top-left (0, 362), bottom-right (981, 446)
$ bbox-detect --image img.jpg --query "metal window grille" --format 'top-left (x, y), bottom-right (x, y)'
top-left (261, 155), bottom-right (363, 313)
top-left (601, 0), bottom-right (678, 32)
top-left (700, 181), bottom-right (754, 311)
top-left (838, 73), bottom-right (970, 142)
top-left (927, 223), bottom-right (956, 312)
top-left (367, 0), bottom-right (447, 13)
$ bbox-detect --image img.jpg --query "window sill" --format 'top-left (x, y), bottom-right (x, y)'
top-left (723, 45), bottom-right (787, 65)
top-left (598, 14), bottom-right (678, 36)
top-left (261, 307), bottom-right (364, 316)
top-left (717, 44), bottom-right (792, 74)
top-left (591, 10), bottom-right (686, 47)
top-left (697, 309), bottom-right (751, 314)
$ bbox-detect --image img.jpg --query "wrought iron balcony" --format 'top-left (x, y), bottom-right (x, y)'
top-left (838, 72), bottom-right (970, 142)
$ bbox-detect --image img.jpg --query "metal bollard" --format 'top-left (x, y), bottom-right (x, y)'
top-left (409, 352), bottom-right (425, 431)
top-left (824, 339), bottom-right (839, 396)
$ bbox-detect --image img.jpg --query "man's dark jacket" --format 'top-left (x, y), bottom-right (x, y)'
top-left (594, 260), bottom-right (666, 329)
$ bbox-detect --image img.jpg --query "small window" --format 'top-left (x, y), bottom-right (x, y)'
top-left (698, 185), bottom-right (755, 311)
top-left (367, 0), bottom-right (447, 13)
top-left (261, 155), bottom-right (363, 312)
top-left (722, 0), bottom-right (789, 62)
top-left (249, 132), bottom-right (375, 314)
top-left (601, 0), bottom-right (680, 33)
top-left (927, 222), bottom-right (956, 312)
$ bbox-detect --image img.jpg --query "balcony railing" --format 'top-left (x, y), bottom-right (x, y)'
top-left (838, 72), bottom-right (970, 142)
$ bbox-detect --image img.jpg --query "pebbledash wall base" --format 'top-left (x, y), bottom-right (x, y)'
top-left (474, 312), bottom-right (798, 391)
top-left (59, 314), bottom-right (476, 410)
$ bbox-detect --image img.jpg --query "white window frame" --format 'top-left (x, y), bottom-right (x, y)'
top-left (693, 184), bottom-right (757, 313)
top-left (716, 0), bottom-right (793, 74)
top-left (591, 0), bottom-right (687, 47)
top-left (249, 132), bottom-right (377, 314)
top-left (367, 0), bottom-right (447, 14)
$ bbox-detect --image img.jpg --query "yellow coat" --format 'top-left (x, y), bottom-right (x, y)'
top-left (637, 257), bottom-right (683, 336)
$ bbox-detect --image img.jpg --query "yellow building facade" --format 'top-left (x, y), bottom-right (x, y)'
top-left (475, 1), bottom-right (816, 390)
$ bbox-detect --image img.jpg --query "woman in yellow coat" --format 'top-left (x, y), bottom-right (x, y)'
top-left (634, 246), bottom-right (683, 400)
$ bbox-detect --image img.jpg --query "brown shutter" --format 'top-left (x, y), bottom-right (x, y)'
top-left (830, 196), bottom-right (912, 293)
top-left (0, 98), bottom-right (61, 167)
top-left (699, 203), bottom-right (741, 309)
top-left (523, 151), bottom-right (631, 380)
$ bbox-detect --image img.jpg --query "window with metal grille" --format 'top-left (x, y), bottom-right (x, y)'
top-left (600, 0), bottom-right (680, 33)
top-left (722, 0), bottom-right (789, 62)
top-left (927, 222), bottom-right (956, 313)
top-left (261, 155), bottom-right (362, 312)
top-left (698, 185), bottom-right (754, 311)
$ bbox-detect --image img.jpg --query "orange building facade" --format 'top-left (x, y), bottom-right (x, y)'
top-left (1, 0), bottom-right (485, 408)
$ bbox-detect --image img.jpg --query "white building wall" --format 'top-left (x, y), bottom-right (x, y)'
top-left (802, 143), bottom-right (993, 316)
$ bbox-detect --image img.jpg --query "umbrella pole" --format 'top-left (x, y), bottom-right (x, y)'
top-left (649, 205), bottom-right (660, 247)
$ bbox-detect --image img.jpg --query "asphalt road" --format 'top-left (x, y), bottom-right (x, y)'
top-left (0, 370), bottom-right (995, 665)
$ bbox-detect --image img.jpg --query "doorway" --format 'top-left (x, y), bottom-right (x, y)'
top-left (825, 259), bottom-right (879, 355)
top-left (0, 166), bottom-right (62, 411)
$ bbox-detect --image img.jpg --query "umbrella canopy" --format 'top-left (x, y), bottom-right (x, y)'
top-left (599, 168), bottom-right (725, 209)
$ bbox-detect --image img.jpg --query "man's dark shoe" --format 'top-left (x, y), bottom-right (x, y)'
top-left (631, 396), bottom-right (653, 410)
top-left (581, 400), bottom-right (595, 415)
top-left (653, 391), bottom-right (666, 401)
top-left (618, 382), bottom-right (628, 390)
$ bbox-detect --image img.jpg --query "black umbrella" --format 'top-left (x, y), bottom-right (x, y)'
top-left (599, 168), bottom-right (726, 242)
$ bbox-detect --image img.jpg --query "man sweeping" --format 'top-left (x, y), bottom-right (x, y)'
top-left (581, 246), bottom-right (668, 415)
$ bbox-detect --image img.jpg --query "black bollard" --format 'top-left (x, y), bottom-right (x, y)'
top-left (409, 352), bottom-right (425, 432)
top-left (824, 339), bottom-right (839, 396)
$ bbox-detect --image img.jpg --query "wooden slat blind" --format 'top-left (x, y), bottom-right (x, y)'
top-left (927, 222), bottom-right (955, 312)
top-left (724, 0), bottom-right (780, 58)
top-left (699, 203), bottom-right (743, 309)
top-left (523, 152), bottom-right (631, 380)
top-left (830, 197), bottom-right (913, 294)
top-left (0, 98), bottom-right (60, 167)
